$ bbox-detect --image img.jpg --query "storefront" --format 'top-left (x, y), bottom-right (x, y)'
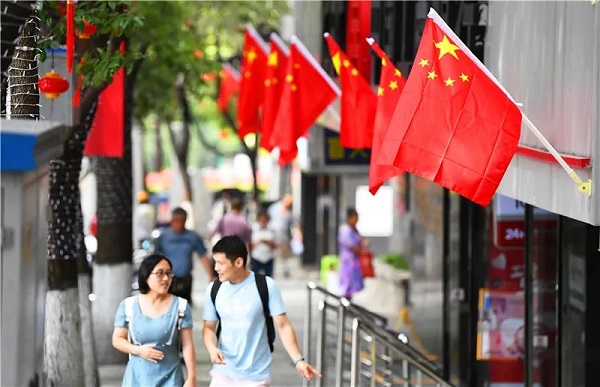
top-left (304, 1), bottom-right (599, 385)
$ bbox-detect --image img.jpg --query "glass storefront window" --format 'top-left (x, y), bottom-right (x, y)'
top-left (561, 218), bottom-right (587, 387)
top-left (407, 176), bottom-right (444, 362)
top-left (531, 209), bottom-right (559, 387)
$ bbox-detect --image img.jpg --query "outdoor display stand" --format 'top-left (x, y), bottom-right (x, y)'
top-left (0, 119), bottom-right (65, 386)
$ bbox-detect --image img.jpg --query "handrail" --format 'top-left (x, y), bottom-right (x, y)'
top-left (304, 281), bottom-right (453, 387)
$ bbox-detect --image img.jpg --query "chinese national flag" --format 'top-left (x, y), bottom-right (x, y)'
top-left (367, 38), bottom-right (406, 195)
top-left (378, 9), bottom-right (522, 206)
top-left (324, 33), bottom-right (376, 149)
top-left (84, 67), bottom-right (124, 157)
top-left (271, 36), bottom-right (340, 166)
top-left (260, 33), bottom-right (289, 151)
top-left (237, 25), bottom-right (268, 139)
top-left (217, 64), bottom-right (240, 113)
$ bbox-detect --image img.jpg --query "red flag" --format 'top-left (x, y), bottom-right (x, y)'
top-left (367, 37), bottom-right (406, 195)
top-left (260, 33), bottom-right (289, 152)
top-left (217, 64), bottom-right (240, 113)
top-left (84, 67), bottom-right (124, 157)
top-left (324, 33), bottom-right (376, 149)
top-left (271, 36), bottom-right (340, 166)
top-left (378, 9), bottom-right (522, 206)
top-left (237, 25), bottom-right (268, 139)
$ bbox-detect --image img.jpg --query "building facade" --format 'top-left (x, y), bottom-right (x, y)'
top-left (297, 1), bottom-right (600, 386)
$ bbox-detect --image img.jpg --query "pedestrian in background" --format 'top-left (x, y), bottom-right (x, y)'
top-left (338, 208), bottom-right (364, 300)
top-left (210, 197), bottom-right (252, 248)
top-left (112, 254), bottom-right (196, 387)
top-left (267, 193), bottom-right (293, 278)
top-left (155, 207), bottom-right (213, 305)
top-left (133, 190), bottom-right (156, 249)
top-left (203, 236), bottom-right (320, 386)
top-left (251, 211), bottom-right (276, 277)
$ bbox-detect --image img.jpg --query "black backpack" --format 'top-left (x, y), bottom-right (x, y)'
top-left (210, 273), bottom-right (276, 352)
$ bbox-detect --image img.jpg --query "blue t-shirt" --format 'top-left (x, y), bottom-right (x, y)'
top-left (154, 228), bottom-right (207, 277)
top-left (203, 272), bottom-right (286, 381)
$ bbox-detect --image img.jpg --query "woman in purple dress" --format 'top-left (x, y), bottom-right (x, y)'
top-left (338, 208), bottom-right (364, 299)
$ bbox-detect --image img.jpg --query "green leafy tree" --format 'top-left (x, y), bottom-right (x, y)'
top-left (37, 1), bottom-right (143, 382)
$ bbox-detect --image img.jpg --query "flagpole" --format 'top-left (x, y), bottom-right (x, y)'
top-left (521, 114), bottom-right (592, 196)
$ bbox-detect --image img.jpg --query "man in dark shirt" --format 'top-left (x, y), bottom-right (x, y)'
top-left (154, 207), bottom-right (212, 304)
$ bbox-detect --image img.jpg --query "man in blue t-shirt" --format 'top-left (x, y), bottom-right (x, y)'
top-left (154, 207), bottom-right (212, 305)
top-left (203, 236), bottom-right (320, 386)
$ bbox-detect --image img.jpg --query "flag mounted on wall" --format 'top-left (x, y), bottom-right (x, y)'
top-left (217, 63), bottom-right (241, 113)
top-left (237, 25), bottom-right (268, 139)
top-left (271, 36), bottom-right (340, 166)
top-left (377, 8), bottom-right (522, 206)
top-left (324, 33), bottom-right (376, 149)
top-left (366, 37), bottom-right (406, 195)
top-left (260, 33), bottom-right (289, 152)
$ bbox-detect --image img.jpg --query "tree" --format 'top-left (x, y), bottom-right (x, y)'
top-left (35, 1), bottom-right (143, 383)
top-left (132, 1), bottom-right (289, 203)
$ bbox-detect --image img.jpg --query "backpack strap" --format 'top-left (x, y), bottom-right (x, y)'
top-left (166, 297), bottom-right (189, 346)
top-left (210, 280), bottom-right (223, 340)
top-left (124, 296), bottom-right (138, 345)
top-left (177, 297), bottom-right (188, 330)
top-left (255, 274), bottom-right (275, 353)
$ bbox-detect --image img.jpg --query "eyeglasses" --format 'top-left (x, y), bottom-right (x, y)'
top-left (151, 270), bottom-right (174, 279)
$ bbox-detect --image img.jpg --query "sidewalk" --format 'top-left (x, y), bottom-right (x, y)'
top-left (99, 256), bottom-right (319, 387)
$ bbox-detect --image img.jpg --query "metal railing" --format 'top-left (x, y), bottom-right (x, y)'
top-left (303, 282), bottom-right (453, 387)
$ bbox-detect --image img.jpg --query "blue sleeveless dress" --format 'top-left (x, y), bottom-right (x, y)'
top-left (114, 296), bottom-right (193, 387)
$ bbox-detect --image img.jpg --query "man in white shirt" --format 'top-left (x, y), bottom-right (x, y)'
top-left (134, 191), bottom-right (156, 248)
top-left (251, 211), bottom-right (277, 277)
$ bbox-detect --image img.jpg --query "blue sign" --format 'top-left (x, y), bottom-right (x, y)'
top-left (323, 129), bottom-right (370, 165)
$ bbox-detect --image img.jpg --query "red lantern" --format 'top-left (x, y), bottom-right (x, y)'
top-left (76, 21), bottom-right (97, 39)
top-left (38, 71), bottom-right (70, 99)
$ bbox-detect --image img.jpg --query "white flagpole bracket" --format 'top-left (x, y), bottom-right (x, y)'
top-left (522, 114), bottom-right (592, 197)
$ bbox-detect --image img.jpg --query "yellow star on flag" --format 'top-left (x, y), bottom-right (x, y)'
top-left (268, 51), bottom-right (278, 67)
top-left (444, 77), bottom-right (455, 87)
top-left (427, 71), bottom-right (438, 80)
top-left (418, 58), bottom-right (429, 67)
top-left (460, 73), bottom-right (469, 82)
top-left (377, 87), bottom-right (384, 96)
top-left (434, 35), bottom-right (460, 60)
top-left (395, 69), bottom-right (402, 77)
top-left (382, 59), bottom-right (387, 67)
top-left (265, 79), bottom-right (271, 87)
top-left (389, 80), bottom-right (398, 90)
top-left (285, 74), bottom-right (293, 83)
top-left (351, 68), bottom-right (358, 76)
top-left (291, 84), bottom-right (297, 92)
top-left (332, 52), bottom-right (341, 74)
top-left (247, 50), bottom-right (257, 64)
top-left (343, 59), bottom-right (351, 68)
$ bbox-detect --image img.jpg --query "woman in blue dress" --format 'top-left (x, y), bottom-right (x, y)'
top-left (338, 208), bottom-right (365, 300)
top-left (112, 254), bottom-right (196, 387)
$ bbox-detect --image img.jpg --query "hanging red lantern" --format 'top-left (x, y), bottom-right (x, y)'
top-left (76, 21), bottom-right (97, 39)
top-left (38, 71), bottom-right (70, 99)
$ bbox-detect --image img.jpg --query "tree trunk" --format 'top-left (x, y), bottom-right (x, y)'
top-left (7, 14), bottom-right (39, 119)
top-left (77, 190), bottom-right (99, 387)
top-left (45, 134), bottom-right (86, 386)
top-left (172, 77), bottom-right (193, 200)
top-left (153, 115), bottom-right (163, 172)
top-left (167, 122), bottom-right (192, 201)
top-left (92, 68), bottom-right (135, 365)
